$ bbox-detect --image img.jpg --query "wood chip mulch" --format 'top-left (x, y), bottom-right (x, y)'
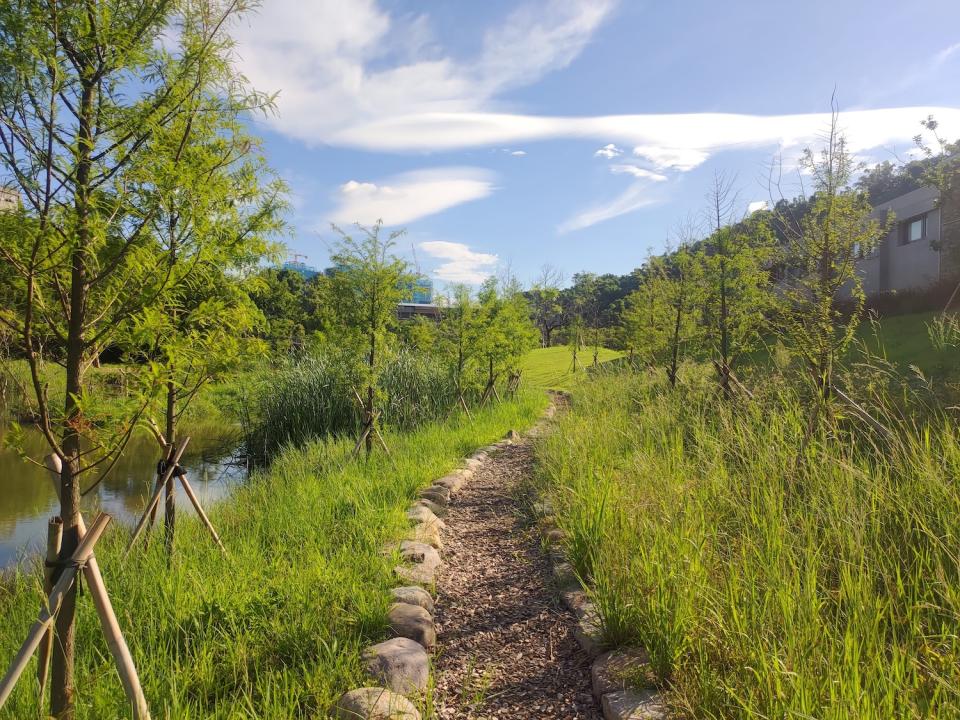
top-left (432, 438), bottom-right (601, 719)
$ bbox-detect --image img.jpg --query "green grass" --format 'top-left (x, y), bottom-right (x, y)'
top-left (0, 390), bottom-right (547, 719)
top-left (520, 346), bottom-right (623, 390)
top-left (534, 369), bottom-right (960, 719)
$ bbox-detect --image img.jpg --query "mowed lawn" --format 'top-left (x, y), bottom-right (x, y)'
top-left (520, 346), bottom-right (623, 390)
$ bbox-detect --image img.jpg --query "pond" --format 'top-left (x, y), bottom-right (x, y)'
top-left (0, 423), bottom-right (247, 570)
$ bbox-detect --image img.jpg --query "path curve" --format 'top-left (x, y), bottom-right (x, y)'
top-left (433, 435), bottom-right (601, 719)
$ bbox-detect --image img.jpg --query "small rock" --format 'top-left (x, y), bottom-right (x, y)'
top-left (593, 648), bottom-right (651, 697)
top-left (504, 429), bottom-right (520, 441)
top-left (394, 563), bottom-right (438, 586)
top-left (544, 528), bottom-right (565, 544)
top-left (560, 589), bottom-right (591, 617)
top-left (463, 457), bottom-right (482, 470)
top-left (433, 473), bottom-right (465, 493)
top-left (406, 505), bottom-right (445, 530)
top-left (419, 485), bottom-right (449, 505)
top-left (391, 586), bottom-right (435, 614)
top-left (551, 561), bottom-right (579, 590)
top-left (574, 607), bottom-right (604, 659)
top-left (415, 498), bottom-right (446, 518)
top-left (387, 602), bottom-right (436, 650)
top-left (332, 687), bottom-right (421, 719)
top-left (409, 522), bottom-right (442, 549)
top-left (363, 637), bottom-right (430, 693)
top-left (601, 688), bottom-right (666, 720)
top-left (532, 499), bottom-right (555, 517)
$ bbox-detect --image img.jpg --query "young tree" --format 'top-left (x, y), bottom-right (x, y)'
top-left (470, 278), bottom-right (537, 401)
top-left (700, 174), bottom-right (777, 394)
top-left (622, 264), bottom-right (670, 370)
top-left (773, 113), bottom-right (889, 400)
top-left (0, 1), bottom-right (263, 712)
top-left (437, 284), bottom-right (475, 410)
top-left (654, 243), bottom-right (703, 388)
top-left (528, 264), bottom-right (565, 347)
top-left (325, 221), bottom-right (411, 457)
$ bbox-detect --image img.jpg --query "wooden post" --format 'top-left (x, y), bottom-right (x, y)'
top-left (37, 518), bottom-right (62, 694)
top-left (0, 514), bottom-right (111, 710)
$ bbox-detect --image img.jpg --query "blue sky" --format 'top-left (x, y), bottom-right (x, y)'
top-left (228, 0), bottom-right (960, 289)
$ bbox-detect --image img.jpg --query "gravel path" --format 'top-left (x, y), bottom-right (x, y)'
top-left (432, 437), bottom-right (601, 719)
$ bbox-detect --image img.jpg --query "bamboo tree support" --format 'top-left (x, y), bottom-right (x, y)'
top-left (147, 428), bottom-right (227, 555)
top-left (124, 438), bottom-right (189, 558)
top-left (348, 389), bottom-right (395, 465)
top-left (36, 518), bottom-right (62, 694)
top-left (42, 457), bottom-right (152, 719)
top-left (0, 512), bottom-right (151, 719)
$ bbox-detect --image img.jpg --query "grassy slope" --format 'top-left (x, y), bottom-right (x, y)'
top-left (520, 346), bottom-right (623, 390)
top-left (534, 372), bottom-right (960, 719)
top-left (0, 391), bottom-right (547, 719)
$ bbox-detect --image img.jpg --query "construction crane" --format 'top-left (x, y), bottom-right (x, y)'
top-left (288, 251), bottom-right (308, 264)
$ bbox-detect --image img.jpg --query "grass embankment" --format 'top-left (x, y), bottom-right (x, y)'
top-left (0, 390), bottom-right (547, 719)
top-left (534, 371), bottom-right (960, 719)
top-left (520, 346), bottom-right (623, 390)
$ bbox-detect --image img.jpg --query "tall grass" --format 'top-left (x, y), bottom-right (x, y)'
top-left (535, 368), bottom-right (960, 718)
top-left (0, 389), bottom-right (546, 719)
top-left (249, 349), bottom-right (461, 459)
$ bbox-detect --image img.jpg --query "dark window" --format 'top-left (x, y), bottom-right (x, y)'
top-left (900, 214), bottom-right (925, 245)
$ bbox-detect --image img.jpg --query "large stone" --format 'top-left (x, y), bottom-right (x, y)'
top-left (592, 648), bottom-right (651, 697)
top-left (419, 485), bottom-right (450, 505)
top-left (573, 607), bottom-right (604, 659)
top-left (406, 505), bottom-right (445, 530)
top-left (600, 688), bottom-right (666, 720)
top-left (363, 637), bottom-right (430, 693)
top-left (391, 586), bottom-right (435, 614)
top-left (399, 541), bottom-right (442, 571)
top-left (409, 522), bottom-right (442, 550)
top-left (387, 602), bottom-right (436, 650)
top-left (414, 498), bottom-right (446, 518)
top-left (332, 687), bottom-right (420, 719)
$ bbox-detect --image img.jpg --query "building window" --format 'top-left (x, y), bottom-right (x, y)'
top-left (900, 214), bottom-right (926, 245)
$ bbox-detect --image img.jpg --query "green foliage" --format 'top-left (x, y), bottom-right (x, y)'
top-left (536, 369), bottom-right (960, 718)
top-left (469, 278), bottom-right (538, 389)
top-left (776, 121), bottom-right (890, 397)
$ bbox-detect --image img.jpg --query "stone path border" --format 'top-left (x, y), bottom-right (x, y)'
top-left (331, 431), bottom-right (518, 718)
top-left (532, 403), bottom-right (669, 720)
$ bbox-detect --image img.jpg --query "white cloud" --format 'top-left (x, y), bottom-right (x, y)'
top-left (328, 168), bottom-right (495, 226)
top-left (594, 143), bottom-right (622, 158)
top-left (230, 0), bottom-right (617, 147)
top-left (933, 42), bottom-right (960, 69)
top-left (609, 163), bottom-right (667, 181)
top-left (558, 179), bottom-right (666, 233)
top-left (747, 200), bottom-right (768, 215)
top-left (331, 108), bottom-right (960, 171)
top-left (511, 150), bottom-right (527, 156)
top-left (419, 241), bottom-right (499, 284)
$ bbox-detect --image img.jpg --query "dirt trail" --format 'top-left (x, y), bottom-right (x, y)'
top-left (432, 437), bottom-right (601, 719)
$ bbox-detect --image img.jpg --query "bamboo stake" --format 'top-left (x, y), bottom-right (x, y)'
top-left (36, 518), bottom-right (62, 694)
top-left (177, 472), bottom-right (227, 555)
top-left (124, 437), bottom-right (190, 558)
top-left (0, 514), bottom-right (111, 710)
top-left (43, 456), bottom-right (152, 718)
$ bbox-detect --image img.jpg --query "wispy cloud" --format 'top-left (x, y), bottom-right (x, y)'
top-left (230, 0), bottom-right (617, 147)
top-left (510, 150), bottom-right (527, 156)
top-left (328, 168), bottom-right (495, 226)
top-left (419, 241), bottom-right (499, 284)
top-left (609, 163), bottom-right (668, 181)
top-left (558, 178), bottom-right (667, 233)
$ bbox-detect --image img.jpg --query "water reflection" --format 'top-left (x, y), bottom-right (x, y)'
top-left (0, 424), bottom-right (246, 569)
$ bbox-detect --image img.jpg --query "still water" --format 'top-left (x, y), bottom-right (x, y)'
top-left (0, 424), bottom-right (247, 569)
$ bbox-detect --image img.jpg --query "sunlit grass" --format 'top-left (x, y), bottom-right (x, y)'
top-left (520, 346), bottom-right (623, 390)
top-left (0, 389), bottom-right (547, 719)
top-left (534, 369), bottom-right (960, 718)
